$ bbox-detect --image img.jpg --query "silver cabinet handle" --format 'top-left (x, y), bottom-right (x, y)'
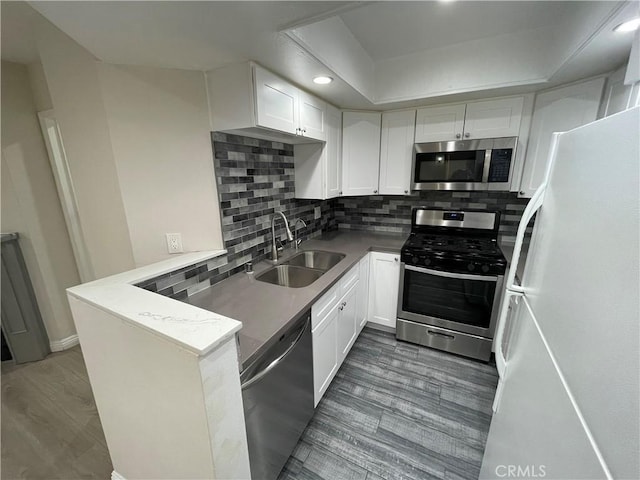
top-left (241, 318), bottom-right (309, 390)
top-left (373, 190), bottom-right (378, 194)
top-left (455, 133), bottom-right (461, 139)
top-left (404, 190), bottom-right (409, 194)
top-left (394, 257), bottom-right (399, 262)
top-left (464, 132), bottom-right (470, 138)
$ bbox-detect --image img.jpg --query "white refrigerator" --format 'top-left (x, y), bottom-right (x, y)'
top-left (480, 107), bottom-right (639, 479)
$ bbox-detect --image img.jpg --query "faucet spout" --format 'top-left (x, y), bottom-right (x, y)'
top-left (293, 218), bottom-right (307, 250)
top-left (270, 212), bottom-right (293, 262)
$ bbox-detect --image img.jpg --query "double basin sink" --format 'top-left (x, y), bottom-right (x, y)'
top-left (256, 250), bottom-right (345, 288)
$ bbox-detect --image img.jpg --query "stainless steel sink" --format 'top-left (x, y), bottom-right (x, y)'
top-left (282, 250), bottom-right (345, 272)
top-left (255, 265), bottom-right (324, 288)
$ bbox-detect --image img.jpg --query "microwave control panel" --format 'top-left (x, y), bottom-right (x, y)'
top-left (488, 149), bottom-right (513, 182)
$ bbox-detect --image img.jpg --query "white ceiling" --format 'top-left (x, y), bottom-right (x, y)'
top-left (339, 1), bottom-right (587, 61)
top-left (2, 1), bottom-right (639, 109)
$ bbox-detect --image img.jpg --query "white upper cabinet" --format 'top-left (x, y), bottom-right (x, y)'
top-left (464, 97), bottom-right (524, 139)
top-left (342, 111), bottom-right (382, 196)
top-left (254, 66), bottom-right (299, 135)
top-left (415, 104), bottom-right (466, 143)
top-left (599, 66), bottom-right (640, 118)
top-left (415, 97), bottom-right (524, 143)
top-left (378, 110), bottom-right (416, 196)
top-left (518, 77), bottom-right (605, 198)
top-left (325, 105), bottom-right (342, 198)
top-left (255, 66), bottom-right (326, 141)
top-left (298, 91), bottom-right (327, 141)
top-left (206, 62), bottom-right (326, 143)
top-left (294, 104), bottom-right (341, 200)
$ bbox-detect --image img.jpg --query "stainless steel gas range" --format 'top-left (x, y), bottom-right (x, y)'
top-left (396, 208), bottom-right (507, 362)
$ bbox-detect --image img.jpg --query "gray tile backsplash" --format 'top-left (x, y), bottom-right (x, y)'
top-left (333, 191), bottom-right (529, 238)
top-left (138, 133), bottom-right (529, 299)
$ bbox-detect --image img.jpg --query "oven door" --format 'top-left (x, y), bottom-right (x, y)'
top-left (397, 264), bottom-right (503, 338)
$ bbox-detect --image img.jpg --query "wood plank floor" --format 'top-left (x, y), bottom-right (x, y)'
top-left (278, 327), bottom-right (498, 480)
top-left (1, 346), bottom-right (112, 479)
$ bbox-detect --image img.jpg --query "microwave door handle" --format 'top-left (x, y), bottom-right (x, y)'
top-left (482, 149), bottom-right (491, 183)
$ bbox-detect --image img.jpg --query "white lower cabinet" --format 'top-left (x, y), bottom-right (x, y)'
top-left (367, 252), bottom-right (401, 329)
top-left (311, 262), bottom-right (361, 406)
top-left (336, 283), bottom-right (358, 364)
top-left (311, 306), bottom-right (338, 406)
top-left (357, 254), bottom-right (370, 333)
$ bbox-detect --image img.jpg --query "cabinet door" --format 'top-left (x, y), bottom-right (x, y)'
top-left (254, 66), bottom-right (298, 135)
top-left (379, 110), bottom-right (415, 195)
top-left (518, 78), bottom-right (604, 198)
top-left (599, 67), bottom-right (638, 118)
top-left (463, 97), bottom-right (524, 139)
top-left (325, 105), bottom-right (342, 198)
top-left (357, 254), bottom-right (370, 333)
top-left (299, 91), bottom-right (326, 141)
top-left (367, 252), bottom-right (400, 329)
top-left (337, 284), bottom-right (358, 364)
top-left (312, 307), bottom-right (338, 407)
top-left (342, 112), bottom-right (381, 196)
top-left (415, 104), bottom-right (466, 143)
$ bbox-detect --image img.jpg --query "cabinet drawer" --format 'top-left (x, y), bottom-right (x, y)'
top-left (312, 283), bottom-right (339, 329)
top-left (339, 263), bottom-right (359, 297)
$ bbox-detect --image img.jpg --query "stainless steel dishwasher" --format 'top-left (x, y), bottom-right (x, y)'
top-left (241, 311), bottom-right (313, 480)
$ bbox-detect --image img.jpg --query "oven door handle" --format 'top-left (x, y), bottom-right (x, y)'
top-left (404, 264), bottom-right (498, 282)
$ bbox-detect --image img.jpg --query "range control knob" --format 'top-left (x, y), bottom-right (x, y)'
top-left (411, 256), bottom-right (419, 264)
top-left (424, 258), bottom-right (432, 266)
top-left (467, 263), bottom-right (476, 272)
top-left (481, 264), bottom-right (490, 273)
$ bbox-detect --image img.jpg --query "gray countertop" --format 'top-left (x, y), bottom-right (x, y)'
top-left (185, 230), bottom-right (407, 369)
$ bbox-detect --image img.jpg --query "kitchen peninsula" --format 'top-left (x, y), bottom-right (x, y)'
top-left (67, 231), bottom-right (406, 480)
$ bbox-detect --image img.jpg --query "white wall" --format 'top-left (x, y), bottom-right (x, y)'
top-left (1, 60), bottom-right (80, 346)
top-left (35, 15), bottom-right (136, 279)
top-left (97, 64), bottom-right (224, 266)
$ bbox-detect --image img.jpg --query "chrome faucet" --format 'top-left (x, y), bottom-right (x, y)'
top-left (293, 218), bottom-right (307, 250)
top-left (270, 212), bottom-right (293, 262)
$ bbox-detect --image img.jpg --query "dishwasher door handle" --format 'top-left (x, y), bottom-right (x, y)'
top-left (241, 318), bottom-right (309, 390)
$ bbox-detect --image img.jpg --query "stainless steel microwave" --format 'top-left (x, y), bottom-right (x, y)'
top-left (412, 137), bottom-right (517, 191)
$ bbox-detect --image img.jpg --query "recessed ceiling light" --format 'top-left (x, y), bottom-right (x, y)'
top-left (313, 76), bottom-right (333, 85)
top-left (614, 18), bottom-right (640, 33)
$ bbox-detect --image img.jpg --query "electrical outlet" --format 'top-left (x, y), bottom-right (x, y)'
top-left (314, 206), bottom-right (321, 220)
top-left (165, 233), bottom-right (183, 254)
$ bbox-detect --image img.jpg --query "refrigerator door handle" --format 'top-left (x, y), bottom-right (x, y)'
top-left (492, 133), bottom-right (562, 413)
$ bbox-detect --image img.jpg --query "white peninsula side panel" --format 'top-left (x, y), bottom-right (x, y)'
top-left (68, 296), bottom-right (250, 480)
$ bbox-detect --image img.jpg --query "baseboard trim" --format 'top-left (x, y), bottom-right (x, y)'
top-left (111, 471), bottom-right (126, 480)
top-left (365, 321), bottom-right (396, 334)
top-left (49, 334), bottom-right (79, 352)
